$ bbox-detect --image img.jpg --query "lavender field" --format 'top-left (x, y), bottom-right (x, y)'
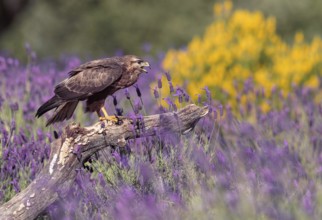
top-left (0, 47), bottom-right (322, 220)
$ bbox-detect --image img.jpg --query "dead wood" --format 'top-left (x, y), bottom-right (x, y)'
top-left (0, 104), bottom-right (208, 220)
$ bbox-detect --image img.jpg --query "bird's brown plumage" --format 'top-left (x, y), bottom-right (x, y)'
top-left (36, 55), bottom-right (150, 126)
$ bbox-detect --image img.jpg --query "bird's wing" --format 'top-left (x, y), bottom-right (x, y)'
top-left (68, 59), bottom-right (110, 77)
top-left (54, 60), bottom-right (123, 100)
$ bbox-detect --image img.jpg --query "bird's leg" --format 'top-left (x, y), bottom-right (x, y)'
top-left (99, 106), bottom-right (118, 123)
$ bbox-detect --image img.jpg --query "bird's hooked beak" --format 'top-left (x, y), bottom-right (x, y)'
top-left (140, 61), bottom-right (150, 73)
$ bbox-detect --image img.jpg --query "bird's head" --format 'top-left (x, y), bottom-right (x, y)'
top-left (124, 55), bottom-right (150, 74)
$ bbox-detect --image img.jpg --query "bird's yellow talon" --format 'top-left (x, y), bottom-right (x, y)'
top-left (99, 116), bottom-right (119, 123)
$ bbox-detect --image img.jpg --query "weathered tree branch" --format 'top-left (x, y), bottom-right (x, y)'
top-left (0, 104), bottom-right (208, 220)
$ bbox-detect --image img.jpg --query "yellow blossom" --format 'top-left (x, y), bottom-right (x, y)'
top-left (260, 102), bottom-right (271, 113)
top-left (161, 1), bottom-right (322, 110)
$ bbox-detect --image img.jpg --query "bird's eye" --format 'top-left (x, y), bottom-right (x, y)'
top-left (131, 60), bottom-right (143, 64)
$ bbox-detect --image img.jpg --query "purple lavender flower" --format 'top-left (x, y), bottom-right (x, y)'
top-left (163, 97), bottom-right (177, 111)
top-left (0, 57), bottom-right (7, 71)
top-left (112, 95), bottom-right (118, 106)
top-left (9, 102), bottom-right (19, 112)
top-left (0, 95), bottom-right (3, 109)
top-left (300, 181), bottom-right (315, 215)
top-left (25, 43), bottom-right (32, 56)
top-left (153, 87), bottom-right (159, 99)
top-left (10, 119), bottom-right (16, 131)
top-left (116, 107), bottom-right (123, 116)
top-left (169, 81), bottom-right (174, 93)
top-left (138, 163), bottom-right (154, 186)
top-left (197, 94), bottom-right (201, 104)
top-left (134, 99), bottom-right (142, 114)
top-left (203, 86), bottom-right (211, 101)
top-left (11, 179), bottom-right (20, 193)
top-left (183, 92), bottom-right (190, 102)
top-left (125, 88), bottom-right (131, 100)
top-left (164, 72), bottom-right (171, 81)
top-left (218, 104), bottom-right (223, 117)
top-left (213, 108), bottom-right (218, 119)
top-left (174, 88), bottom-right (184, 103)
top-left (157, 77), bottom-right (162, 89)
top-left (134, 84), bottom-right (142, 97)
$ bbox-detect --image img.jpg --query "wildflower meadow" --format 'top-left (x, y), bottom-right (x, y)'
top-left (1, 1), bottom-right (322, 220)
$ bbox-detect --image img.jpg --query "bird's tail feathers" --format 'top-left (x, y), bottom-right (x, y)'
top-left (46, 101), bottom-right (79, 126)
top-left (36, 95), bottom-right (63, 118)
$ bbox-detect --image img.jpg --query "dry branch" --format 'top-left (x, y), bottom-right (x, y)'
top-left (0, 104), bottom-right (208, 220)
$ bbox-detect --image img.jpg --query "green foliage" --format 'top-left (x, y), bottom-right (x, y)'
top-left (1, 0), bottom-right (321, 59)
top-left (0, 0), bottom-right (216, 58)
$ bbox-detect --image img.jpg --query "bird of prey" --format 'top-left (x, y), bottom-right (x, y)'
top-left (36, 55), bottom-right (150, 126)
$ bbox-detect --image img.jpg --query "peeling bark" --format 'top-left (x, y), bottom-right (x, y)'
top-left (0, 104), bottom-right (208, 220)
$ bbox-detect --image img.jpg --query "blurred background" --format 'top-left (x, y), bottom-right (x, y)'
top-left (1, 1), bottom-right (322, 219)
top-left (1, 0), bottom-right (322, 60)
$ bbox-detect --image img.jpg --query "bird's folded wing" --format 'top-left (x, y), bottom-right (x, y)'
top-left (54, 63), bottom-right (123, 100)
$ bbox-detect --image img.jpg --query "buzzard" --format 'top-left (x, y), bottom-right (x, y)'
top-left (36, 55), bottom-right (150, 126)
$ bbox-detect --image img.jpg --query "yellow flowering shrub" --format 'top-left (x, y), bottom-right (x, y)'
top-left (162, 1), bottom-right (322, 109)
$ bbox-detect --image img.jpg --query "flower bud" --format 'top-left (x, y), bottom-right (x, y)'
top-left (134, 85), bottom-right (141, 97)
top-left (125, 88), bottom-right (130, 100)
top-left (153, 87), bottom-right (159, 99)
top-left (112, 95), bottom-right (118, 106)
top-left (157, 78), bottom-right (162, 89)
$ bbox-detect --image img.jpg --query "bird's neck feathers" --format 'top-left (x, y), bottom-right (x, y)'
top-left (127, 66), bottom-right (142, 79)
top-left (130, 69), bottom-right (141, 80)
